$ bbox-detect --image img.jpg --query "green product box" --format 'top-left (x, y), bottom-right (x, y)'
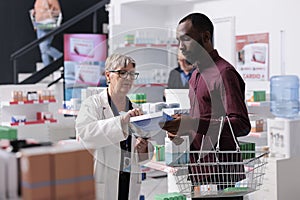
top-left (0, 126), bottom-right (17, 140)
top-left (253, 91), bottom-right (266, 102)
top-left (128, 93), bottom-right (147, 104)
top-left (154, 192), bottom-right (185, 200)
top-left (124, 34), bottom-right (135, 44)
top-left (155, 145), bottom-right (165, 161)
top-left (240, 142), bottom-right (255, 160)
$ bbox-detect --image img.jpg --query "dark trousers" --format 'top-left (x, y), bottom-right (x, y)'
top-left (118, 172), bottom-right (130, 200)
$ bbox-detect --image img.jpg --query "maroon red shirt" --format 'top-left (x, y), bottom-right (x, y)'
top-left (186, 50), bottom-right (250, 186)
top-left (188, 49), bottom-right (251, 151)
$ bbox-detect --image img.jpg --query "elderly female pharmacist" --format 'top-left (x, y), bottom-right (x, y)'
top-left (76, 53), bottom-right (152, 200)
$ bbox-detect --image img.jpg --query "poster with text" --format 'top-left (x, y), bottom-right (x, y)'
top-left (236, 33), bottom-right (269, 81)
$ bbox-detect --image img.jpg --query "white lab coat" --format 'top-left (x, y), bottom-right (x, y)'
top-left (75, 89), bottom-right (146, 200)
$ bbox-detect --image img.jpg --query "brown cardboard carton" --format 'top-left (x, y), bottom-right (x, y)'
top-left (51, 150), bottom-right (77, 200)
top-left (76, 149), bottom-right (95, 200)
top-left (20, 147), bottom-right (52, 200)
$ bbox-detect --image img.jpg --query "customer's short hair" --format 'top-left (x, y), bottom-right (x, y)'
top-left (179, 13), bottom-right (214, 41)
top-left (105, 53), bottom-right (136, 71)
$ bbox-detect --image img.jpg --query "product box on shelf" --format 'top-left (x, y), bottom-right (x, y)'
top-left (0, 126), bottom-right (17, 140)
top-left (239, 141), bottom-right (256, 159)
top-left (154, 145), bottom-right (165, 161)
top-left (165, 136), bottom-right (189, 166)
top-left (36, 112), bottom-right (53, 120)
top-left (154, 192), bottom-right (186, 200)
top-left (250, 118), bottom-right (264, 132)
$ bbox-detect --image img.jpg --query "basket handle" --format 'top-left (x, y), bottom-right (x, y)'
top-left (216, 116), bottom-right (240, 152)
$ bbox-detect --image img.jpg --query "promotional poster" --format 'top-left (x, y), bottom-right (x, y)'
top-left (236, 33), bottom-right (269, 81)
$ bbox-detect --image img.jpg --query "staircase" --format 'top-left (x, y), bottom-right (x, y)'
top-left (10, 0), bottom-right (110, 86)
top-left (18, 62), bottom-right (63, 86)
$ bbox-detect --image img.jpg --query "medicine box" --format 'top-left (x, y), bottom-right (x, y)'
top-left (0, 126), bottom-right (17, 140)
top-left (250, 119), bottom-right (264, 132)
top-left (165, 136), bottom-right (190, 166)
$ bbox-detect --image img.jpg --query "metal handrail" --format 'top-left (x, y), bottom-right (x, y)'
top-left (10, 0), bottom-right (109, 83)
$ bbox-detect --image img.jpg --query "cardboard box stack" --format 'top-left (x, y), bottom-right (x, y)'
top-left (20, 145), bottom-right (95, 200)
top-left (21, 147), bottom-right (52, 200)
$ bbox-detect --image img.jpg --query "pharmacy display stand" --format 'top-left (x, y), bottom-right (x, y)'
top-left (0, 84), bottom-right (58, 142)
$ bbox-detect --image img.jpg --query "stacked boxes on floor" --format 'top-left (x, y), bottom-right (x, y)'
top-left (20, 145), bottom-right (95, 200)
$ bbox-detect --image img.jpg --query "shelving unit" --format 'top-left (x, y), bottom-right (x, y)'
top-left (0, 84), bottom-right (59, 142)
top-left (239, 131), bottom-right (267, 147)
top-left (114, 43), bottom-right (177, 85)
top-left (108, 0), bottom-right (186, 87)
top-left (9, 119), bottom-right (57, 127)
top-left (0, 100), bottom-right (57, 126)
top-left (247, 101), bottom-right (270, 107)
top-left (2, 99), bottom-right (56, 106)
top-left (58, 109), bottom-right (79, 116)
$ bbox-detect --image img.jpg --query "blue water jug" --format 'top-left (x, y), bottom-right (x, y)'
top-left (270, 75), bottom-right (299, 118)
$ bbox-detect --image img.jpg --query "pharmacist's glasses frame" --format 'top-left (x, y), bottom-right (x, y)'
top-left (109, 70), bottom-right (139, 80)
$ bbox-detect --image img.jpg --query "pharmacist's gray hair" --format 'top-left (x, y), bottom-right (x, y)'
top-left (105, 53), bottom-right (136, 71)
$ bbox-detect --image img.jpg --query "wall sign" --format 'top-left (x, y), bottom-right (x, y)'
top-left (236, 33), bottom-right (269, 81)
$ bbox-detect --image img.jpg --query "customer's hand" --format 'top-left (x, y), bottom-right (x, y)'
top-left (159, 114), bottom-right (198, 136)
top-left (135, 137), bottom-right (148, 153)
top-left (135, 137), bottom-right (150, 162)
top-left (159, 114), bottom-right (181, 133)
top-left (167, 132), bottom-right (184, 145)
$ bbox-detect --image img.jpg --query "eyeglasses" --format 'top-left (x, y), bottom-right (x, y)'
top-left (109, 70), bottom-right (139, 80)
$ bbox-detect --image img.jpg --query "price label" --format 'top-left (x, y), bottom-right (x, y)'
top-left (18, 101), bottom-right (24, 105)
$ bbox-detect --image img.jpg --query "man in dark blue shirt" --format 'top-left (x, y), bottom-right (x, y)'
top-left (167, 51), bottom-right (195, 89)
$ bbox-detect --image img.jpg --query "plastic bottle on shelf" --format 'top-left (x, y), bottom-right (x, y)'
top-left (270, 75), bottom-right (299, 118)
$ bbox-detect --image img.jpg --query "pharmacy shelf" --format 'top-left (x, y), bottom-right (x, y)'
top-left (248, 131), bottom-right (267, 138)
top-left (247, 101), bottom-right (270, 107)
top-left (123, 43), bottom-right (178, 48)
top-left (134, 83), bottom-right (167, 87)
top-left (239, 131), bottom-right (267, 147)
top-left (5, 119), bottom-right (57, 127)
top-left (58, 109), bottom-right (79, 116)
top-left (1, 99), bottom-right (56, 107)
